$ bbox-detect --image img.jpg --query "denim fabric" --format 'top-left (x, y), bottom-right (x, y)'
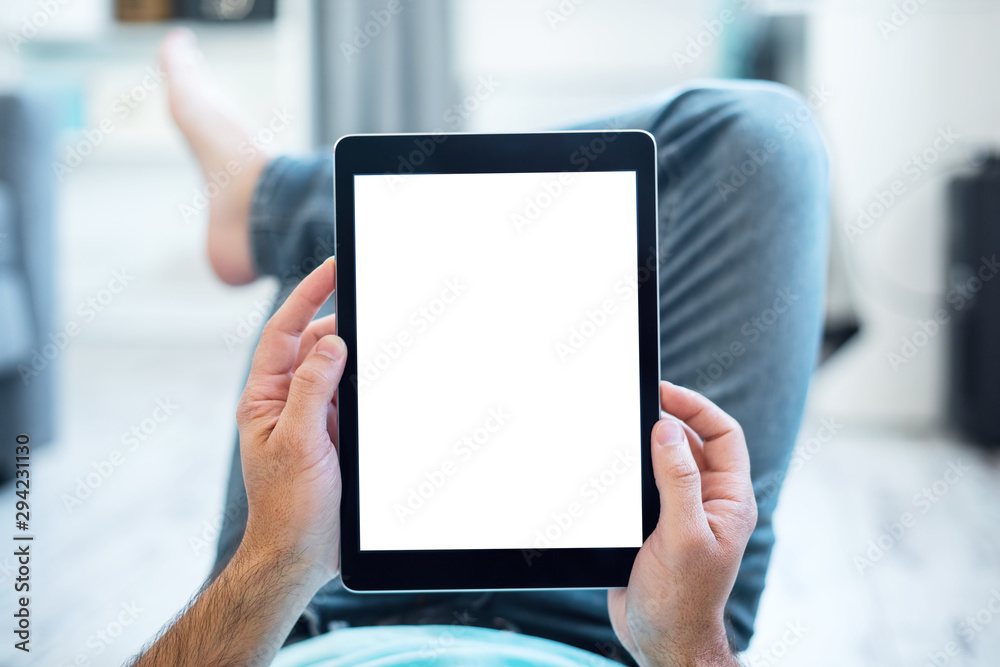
top-left (213, 79), bottom-right (829, 663)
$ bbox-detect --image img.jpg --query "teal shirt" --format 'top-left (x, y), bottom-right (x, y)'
top-left (273, 625), bottom-right (621, 667)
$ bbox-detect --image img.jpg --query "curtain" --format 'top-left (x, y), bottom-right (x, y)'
top-left (311, 0), bottom-right (456, 144)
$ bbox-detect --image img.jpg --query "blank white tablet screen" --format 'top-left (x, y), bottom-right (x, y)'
top-left (354, 171), bottom-right (643, 551)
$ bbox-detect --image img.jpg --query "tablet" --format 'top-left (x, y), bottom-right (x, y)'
top-left (334, 131), bottom-right (661, 592)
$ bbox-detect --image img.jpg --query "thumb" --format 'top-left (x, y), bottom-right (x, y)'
top-left (283, 335), bottom-right (347, 437)
top-left (651, 418), bottom-right (707, 539)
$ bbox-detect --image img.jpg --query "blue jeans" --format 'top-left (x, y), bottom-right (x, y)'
top-left (213, 79), bottom-right (829, 663)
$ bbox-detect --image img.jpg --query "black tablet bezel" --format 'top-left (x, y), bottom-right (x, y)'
top-left (334, 131), bottom-right (660, 592)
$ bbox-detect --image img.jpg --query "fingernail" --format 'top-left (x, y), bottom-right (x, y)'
top-left (316, 336), bottom-right (346, 362)
top-left (656, 419), bottom-right (685, 447)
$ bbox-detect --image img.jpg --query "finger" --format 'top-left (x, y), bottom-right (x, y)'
top-left (251, 257), bottom-right (336, 380)
top-left (663, 409), bottom-right (707, 471)
top-left (296, 314), bottom-right (338, 369)
top-left (282, 335), bottom-right (348, 441)
top-left (682, 422), bottom-right (707, 470)
top-left (651, 418), bottom-right (709, 538)
top-left (659, 381), bottom-right (749, 475)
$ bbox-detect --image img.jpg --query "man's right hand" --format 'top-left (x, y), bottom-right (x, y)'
top-left (608, 381), bottom-right (757, 667)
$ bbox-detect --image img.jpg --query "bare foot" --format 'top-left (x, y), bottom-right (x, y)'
top-left (160, 28), bottom-right (264, 286)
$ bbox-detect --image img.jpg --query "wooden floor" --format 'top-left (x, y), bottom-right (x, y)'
top-left (4, 163), bottom-right (1000, 667)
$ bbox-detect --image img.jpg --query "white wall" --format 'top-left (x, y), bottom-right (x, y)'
top-left (808, 3), bottom-right (1000, 426)
top-left (453, 0), bottom-right (724, 131)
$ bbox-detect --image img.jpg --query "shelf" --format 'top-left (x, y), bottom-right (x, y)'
top-left (18, 20), bottom-right (278, 61)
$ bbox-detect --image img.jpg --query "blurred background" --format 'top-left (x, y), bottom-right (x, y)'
top-left (0, 0), bottom-right (999, 665)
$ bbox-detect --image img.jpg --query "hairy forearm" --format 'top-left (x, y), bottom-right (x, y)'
top-left (131, 543), bottom-right (325, 667)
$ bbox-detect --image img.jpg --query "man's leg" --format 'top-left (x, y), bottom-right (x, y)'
top-left (161, 29), bottom-right (266, 286)
top-left (487, 79), bottom-right (829, 659)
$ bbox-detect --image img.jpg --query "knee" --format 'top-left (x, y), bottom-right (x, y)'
top-left (708, 81), bottom-right (830, 196)
top-left (678, 81), bottom-right (830, 259)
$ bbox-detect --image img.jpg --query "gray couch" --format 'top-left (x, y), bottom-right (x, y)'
top-left (0, 94), bottom-right (56, 482)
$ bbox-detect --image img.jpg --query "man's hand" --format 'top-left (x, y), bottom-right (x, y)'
top-left (133, 258), bottom-right (345, 667)
top-left (608, 381), bottom-right (757, 667)
top-left (237, 255), bottom-right (345, 583)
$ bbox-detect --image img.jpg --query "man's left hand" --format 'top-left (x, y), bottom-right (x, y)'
top-left (236, 256), bottom-right (346, 584)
